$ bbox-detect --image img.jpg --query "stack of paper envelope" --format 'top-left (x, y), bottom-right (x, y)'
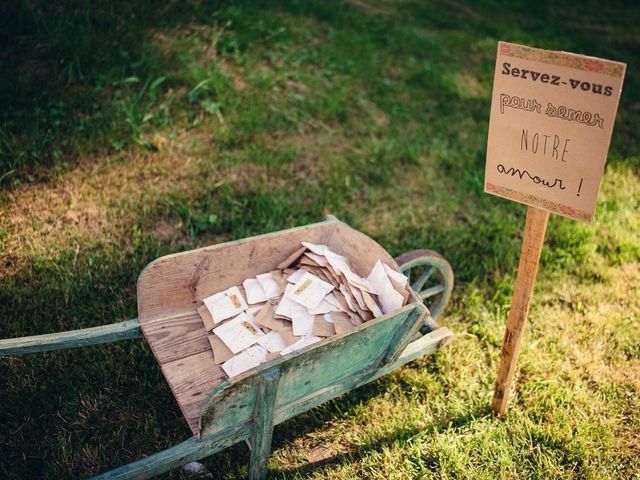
top-left (196, 242), bottom-right (410, 379)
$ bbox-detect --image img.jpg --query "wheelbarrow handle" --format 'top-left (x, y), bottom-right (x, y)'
top-left (0, 318), bottom-right (142, 357)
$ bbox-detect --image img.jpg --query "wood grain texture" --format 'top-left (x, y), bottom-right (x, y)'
top-left (379, 307), bottom-right (425, 367)
top-left (137, 220), bottom-right (338, 322)
top-left (248, 370), bottom-right (281, 480)
top-left (141, 312), bottom-right (210, 364)
top-left (491, 206), bottom-right (549, 416)
top-left (137, 216), bottom-right (418, 435)
top-left (90, 424), bottom-right (252, 480)
top-left (91, 326), bottom-right (452, 480)
top-left (160, 350), bottom-right (226, 433)
top-left (274, 326), bottom-right (452, 425)
top-left (0, 319), bottom-right (142, 356)
top-left (199, 303), bottom-right (428, 437)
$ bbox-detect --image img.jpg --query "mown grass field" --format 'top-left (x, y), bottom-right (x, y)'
top-left (1, 1), bottom-right (638, 478)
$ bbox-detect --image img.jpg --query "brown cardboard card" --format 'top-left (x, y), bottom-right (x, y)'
top-left (266, 352), bottom-right (281, 362)
top-left (331, 312), bottom-right (356, 335)
top-left (277, 245), bottom-right (307, 269)
top-left (485, 41), bottom-right (626, 223)
top-left (355, 308), bottom-right (373, 322)
top-left (197, 304), bottom-right (216, 332)
top-left (305, 252), bottom-right (329, 266)
top-left (338, 285), bottom-right (358, 313)
top-left (299, 255), bottom-right (320, 267)
top-left (278, 326), bottom-right (300, 347)
top-left (208, 334), bottom-right (234, 364)
top-left (282, 268), bottom-right (297, 279)
top-left (321, 266), bottom-right (342, 288)
top-left (300, 265), bottom-right (332, 284)
top-left (312, 314), bottom-right (336, 337)
top-left (346, 280), bottom-right (367, 310)
top-left (254, 302), bottom-right (289, 331)
top-left (269, 270), bottom-right (289, 294)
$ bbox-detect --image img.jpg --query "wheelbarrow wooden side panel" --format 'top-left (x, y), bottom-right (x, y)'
top-left (136, 217), bottom-right (403, 435)
top-left (199, 303), bottom-right (427, 437)
top-left (93, 325), bottom-right (452, 480)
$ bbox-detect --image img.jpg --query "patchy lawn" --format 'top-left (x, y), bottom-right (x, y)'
top-left (1, 1), bottom-right (638, 478)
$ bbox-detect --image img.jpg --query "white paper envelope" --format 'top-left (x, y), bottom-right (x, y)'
top-left (203, 286), bottom-right (248, 324)
top-left (347, 275), bottom-right (377, 295)
top-left (222, 345), bottom-right (268, 378)
top-left (301, 242), bottom-right (329, 256)
top-left (243, 278), bottom-right (268, 304)
top-left (274, 287), bottom-right (300, 318)
top-left (213, 312), bottom-right (265, 354)
top-left (323, 293), bottom-right (342, 309)
top-left (280, 335), bottom-right (321, 356)
top-left (291, 303), bottom-right (315, 336)
top-left (257, 331), bottom-right (289, 353)
top-left (382, 263), bottom-right (408, 289)
top-left (286, 268), bottom-right (307, 284)
top-left (308, 299), bottom-right (338, 314)
top-left (285, 272), bottom-right (334, 309)
top-left (323, 250), bottom-right (351, 276)
top-left (256, 272), bottom-right (280, 299)
top-left (322, 250), bottom-right (377, 294)
top-left (368, 260), bottom-right (404, 314)
top-left (361, 290), bottom-right (384, 318)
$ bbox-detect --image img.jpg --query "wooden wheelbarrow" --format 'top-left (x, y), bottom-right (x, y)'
top-left (0, 216), bottom-right (454, 479)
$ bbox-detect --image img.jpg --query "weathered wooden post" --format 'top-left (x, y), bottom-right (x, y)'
top-left (491, 206), bottom-right (548, 415)
top-left (484, 41), bottom-right (625, 416)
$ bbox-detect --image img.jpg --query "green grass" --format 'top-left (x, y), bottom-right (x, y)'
top-left (1, 0), bottom-right (639, 478)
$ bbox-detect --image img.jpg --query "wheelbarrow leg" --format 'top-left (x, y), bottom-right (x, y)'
top-left (248, 369), bottom-right (281, 480)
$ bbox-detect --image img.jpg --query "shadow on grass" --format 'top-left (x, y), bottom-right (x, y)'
top-left (2, 0), bottom-right (638, 187)
top-left (271, 393), bottom-right (492, 478)
top-left (2, 0), bottom-right (639, 478)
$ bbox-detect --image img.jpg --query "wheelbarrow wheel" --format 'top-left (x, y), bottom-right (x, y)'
top-left (395, 249), bottom-right (453, 323)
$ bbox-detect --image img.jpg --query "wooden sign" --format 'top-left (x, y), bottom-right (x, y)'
top-left (485, 41), bottom-right (626, 223)
top-left (486, 42), bottom-right (626, 416)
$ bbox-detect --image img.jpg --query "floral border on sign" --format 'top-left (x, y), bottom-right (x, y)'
top-left (486, 182), bottom-right (593, 223)
top-left (499, 43), bottom-right (624, 78)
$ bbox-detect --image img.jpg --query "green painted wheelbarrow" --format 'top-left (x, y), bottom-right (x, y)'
top-left (0, 216), bottom-right (453, 479)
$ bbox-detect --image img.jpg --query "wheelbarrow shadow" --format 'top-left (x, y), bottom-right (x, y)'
top-left (198, 353), bottom-right (490, 479)
top-left (268, 368), bottom-right (491, 478)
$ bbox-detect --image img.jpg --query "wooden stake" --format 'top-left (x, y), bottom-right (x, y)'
top-left (491, 206), bottom-right (549, 416)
